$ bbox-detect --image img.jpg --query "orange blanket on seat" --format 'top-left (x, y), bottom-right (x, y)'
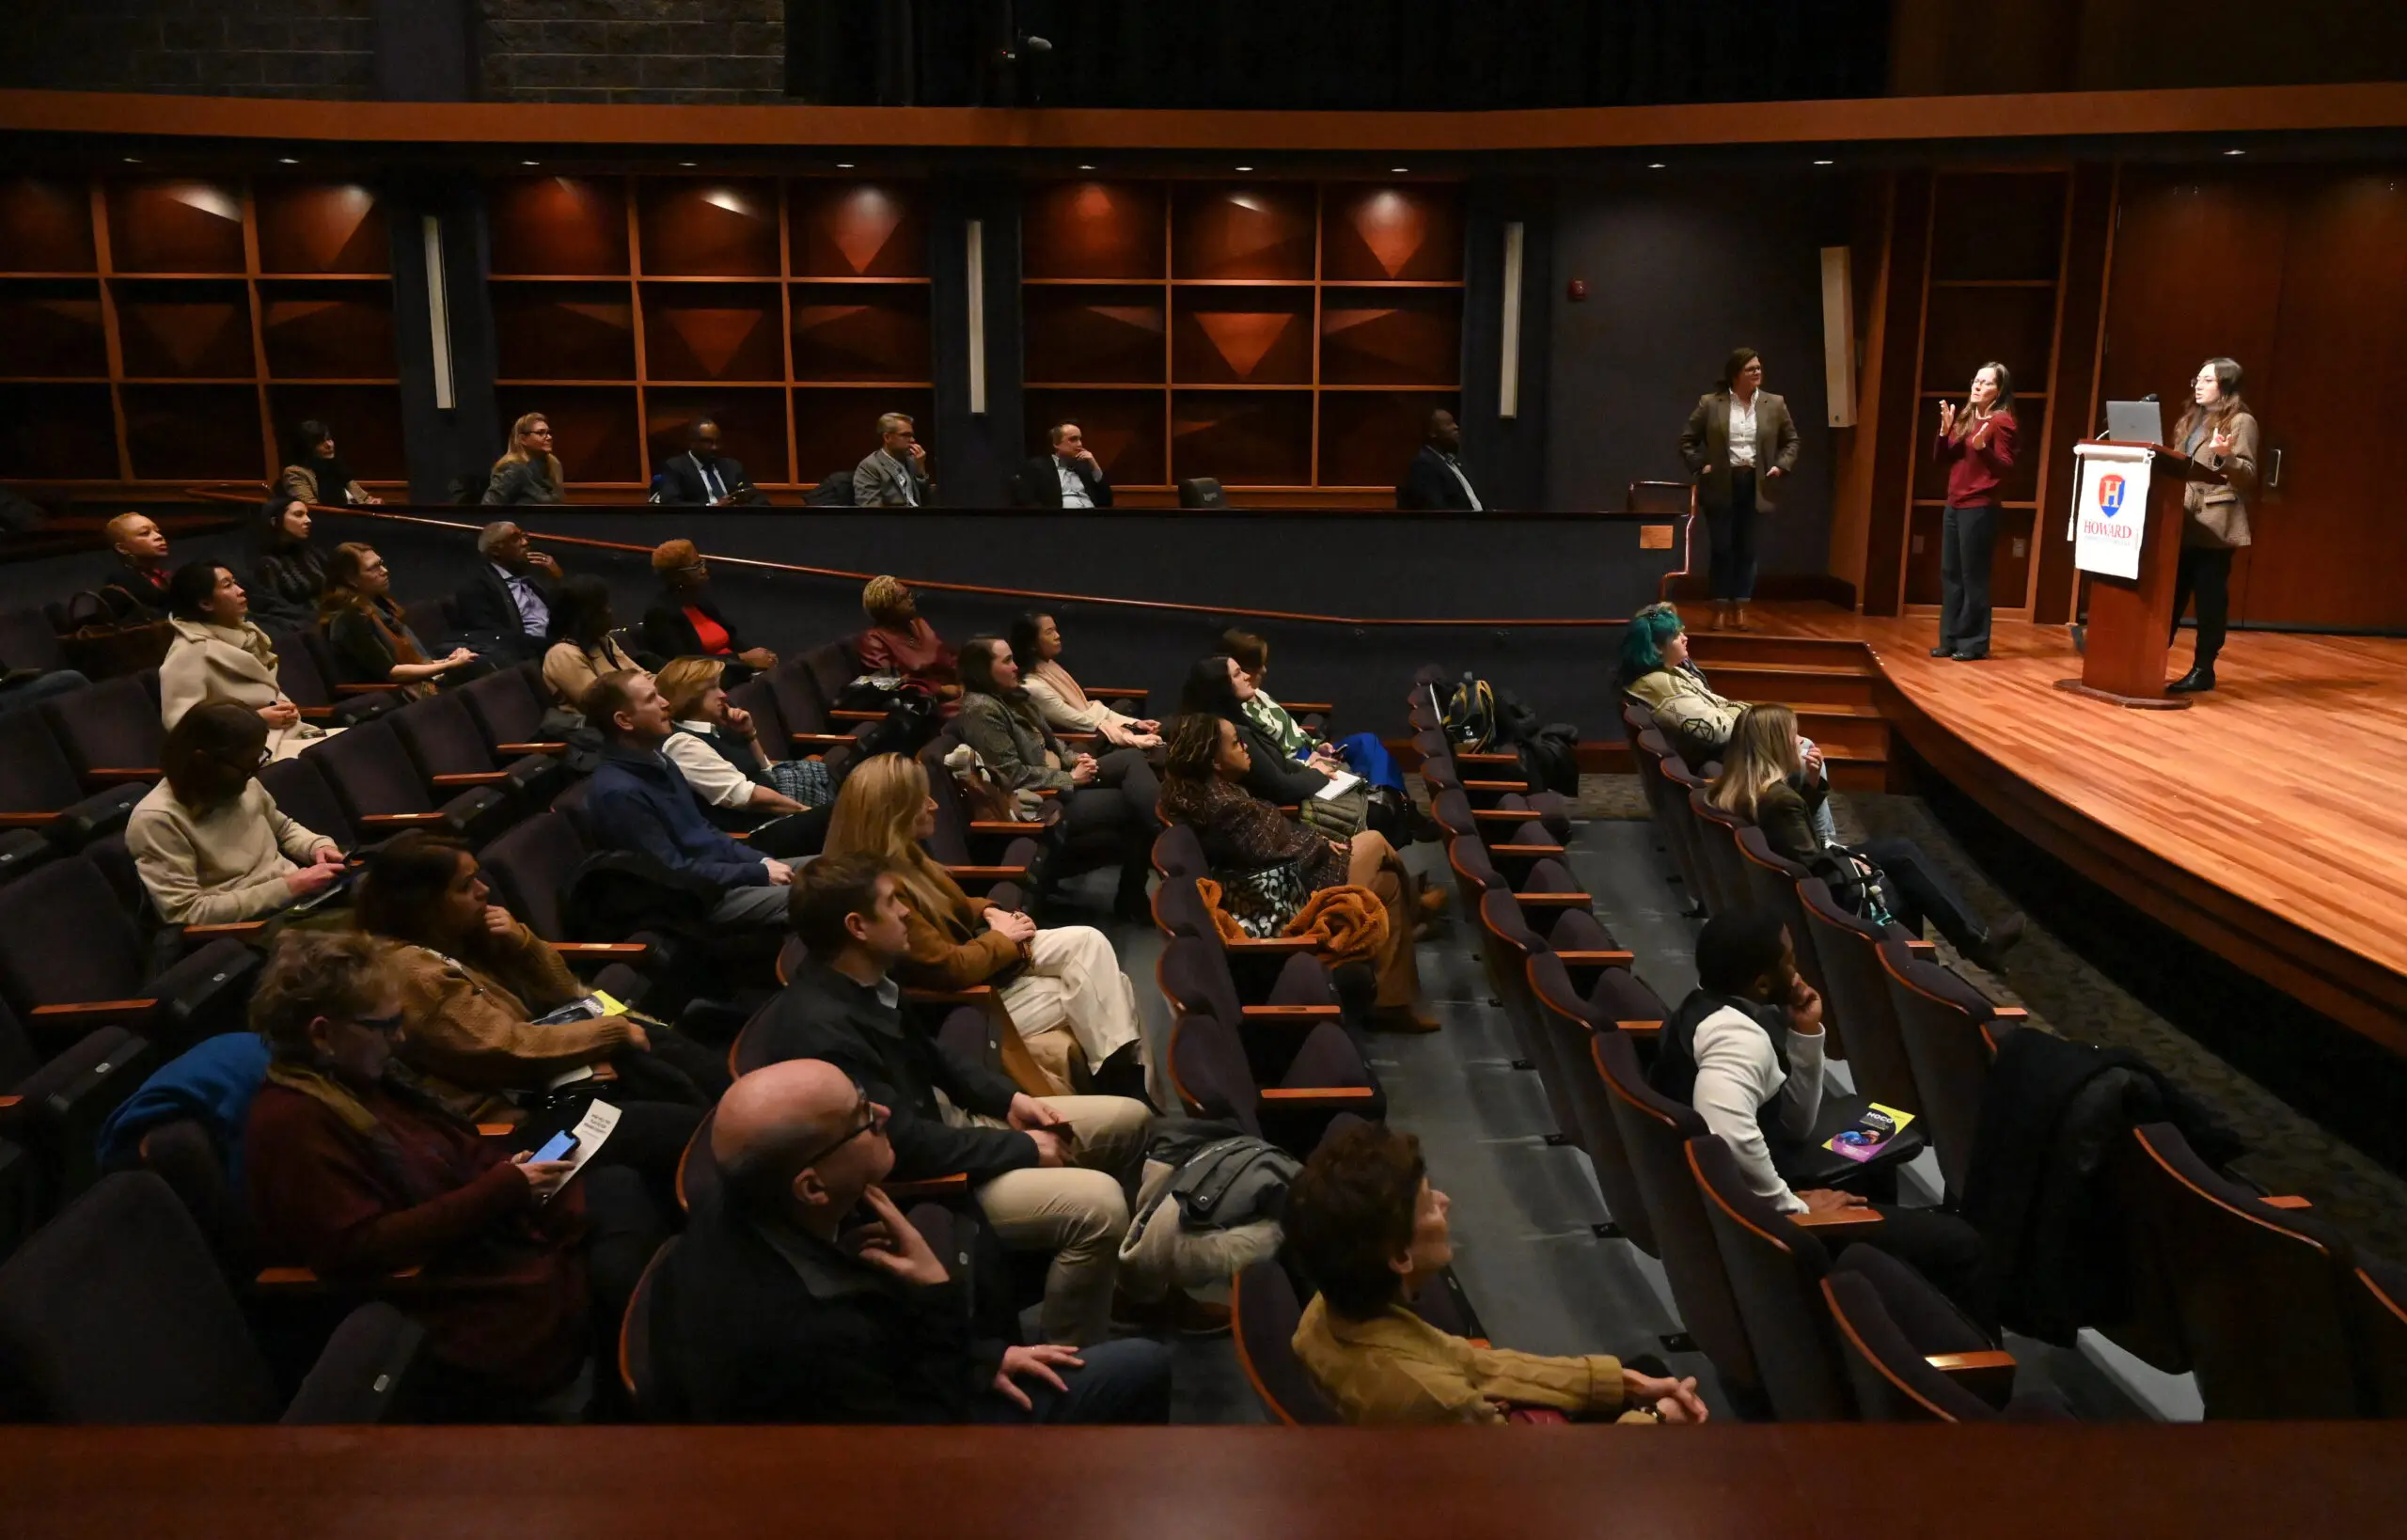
top-left (1195, 878), bottom-right (1391, 972)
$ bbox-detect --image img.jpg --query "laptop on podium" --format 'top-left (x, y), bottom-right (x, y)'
top-left (2102, 399), bottom-right (2163, 445)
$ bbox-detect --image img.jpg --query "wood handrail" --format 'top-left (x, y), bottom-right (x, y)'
top-left (181, 491), bottom-right (1671, 631)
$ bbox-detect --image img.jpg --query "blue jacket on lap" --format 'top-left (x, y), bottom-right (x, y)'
top-left (586, 743), bottom-right (770, 892)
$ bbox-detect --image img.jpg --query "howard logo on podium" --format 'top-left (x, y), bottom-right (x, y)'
top-left (2097, 474), bottom-right (2125, 516)
top-left (2070, 444), bottom-right (2150, 580)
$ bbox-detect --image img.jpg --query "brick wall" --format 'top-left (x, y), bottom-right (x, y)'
top-left (0, 0), bottom-right (379, 99)
top-left (480, 0), bottom-right (787, 104)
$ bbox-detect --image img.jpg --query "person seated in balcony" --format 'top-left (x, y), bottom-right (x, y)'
top-left (244, 929), bottom-right (664, 1422)
top-left (97, 511), bottom-right (173, 621)
top-left (319, 542), bottom-right (482, 699)
top-left (1395, 408), bottom-right (1485, 512)
top-left (247, 495), bottom-right (328, 633)
top-left (0, 660), bottom-right (87, 721)
top-left (277, 418), bottom-right (380, 508)
top-left (1009, 421), bottom-right (1113, 510)
top-left (820, 755), bottom-right (1152, 1103)
top-left (1650, 907), bottom-right (1994, 1324)
top-left (855, 575), bottom-right (957, 699)
top-left (852, 412), bottom-right (933, 508)
top-left (452, 521), bottom-right (561, 665)
top-left (655, 655), bottom-right (833, 859)
top-left (127, 702), bottom-right (345, 927)
top-left (483, 412), bottom-right (566, 506)
top-left (1286, 1121), bottom-right (1705, 1424)
top-left (160, 559), bottom-right (331, 762)
top-left (639, 539), bottom-right (777, 680)
top-left (662, 1055), bottom-right (1172, 1422)
top-left (1158, 713), bottom-right (1436, 1033)
top-left (1707, 705), bottom-right (2023, 971)
top-left (1009, 611), bottom-right (1158, 749)
top-left (653, 417), bottom-right (768, 507)
top-left (540, 575), bottom-right (639, 709)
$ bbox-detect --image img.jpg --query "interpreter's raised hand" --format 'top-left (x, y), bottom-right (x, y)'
top-left (511, 1154), bottom-right (576, 1202)
top-left (1938, 400), bottom-right (1959, 437)
top-left (2210, 425), bottom-right (2237, 457)
top-left (992, 1344), bottom-right (1083, 1411)
top-left (849, 1186), bottom-right (950, 1287)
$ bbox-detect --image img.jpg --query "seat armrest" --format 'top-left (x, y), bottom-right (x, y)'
top-left (1089, 687), bottom-right (1147, 702)
top-left (359, 811), bottom-right (449, 825)
top-left (1057, 732), bottom-right (1098, 746)
top-left (2260, 1194), bottom-right (2314, 1210)
top-left (826, 708), bottom-right (885, 723)
top-left (84, 768), bottom-right (162, 786)
top-left (791, 732), bottom-right (860, 749)
top-left (1515, 892), bottom-right (1590, 909)
top-left (1227, 935), bottom-right (1321, 953)
top-left (182, 921), bottom-right (268, 938)
top-left (334, 683), bottom-right (404, 696)
top-left (549, 941), bottom-right (653, 961)
top-left (496, 741), bottom-right (568, 756)
top-left (431, 771), bottom-right (511, 788)
top-left (1905, 938), bottom-right (1938, 960)
top-left (295, 705), bottom-right (337, 721)
top-left (1283, 700), bottom-right (1333, 715)
top-left (1239, 1004), bottom-right (1343, 1023)
top-left (29, 998), bottom-right (156, 1021)
top-left (1489, 843), bottom-right (1566, 858)
top-left (1456, 751), bottom-right (1518, 765)
top-left (1553, 950), bottom-right (1636, 969)
top-left (1989, 1007), bottom-right (2030, 1024)
top-left (1471, 808), bottom-right (1541, 825)
top-left (968, 821), bottom-right (1037, 835)
top-left (0, 812), bottom-right (58, 828)
top-left (1258, 1087), bottom-right (1377, 1103)
top-left (882, 1172), bottom-right (971, 1200)
top-left (944, 864), bottom-right (1031, 881)
top-left (1925, 1349), bottom-right (2018, 1407)
top-left (1460, 779), bottom-right (1524, 794)
top-left (1792, 1208), bottom-right (1886, 1229)
top-left (1614, 1019), bottom-right (1663, 1038)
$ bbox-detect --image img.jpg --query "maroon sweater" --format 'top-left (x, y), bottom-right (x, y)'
top-left (1932, 412), bottom-right (2018, 505)
top-left (244, 1080), bottom-right (590, 1394)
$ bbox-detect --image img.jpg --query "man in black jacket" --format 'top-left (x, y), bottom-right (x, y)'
top-left (1395, 409), bottom-right (1485, 511)
top-left (743, 854), bottom-right (1151, 1345)
top-left (451, 521), bottom-right (559, 662)
top-left (652, 418), bottom-right (767, 508)
top-left (1008, 421), bottom-right (1113, 510)
top-left (658, 1055), bottom-right (1172, 1422)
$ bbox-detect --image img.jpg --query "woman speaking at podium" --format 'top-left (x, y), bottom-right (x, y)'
top-left (2166, 357), bottom-right (2259, 696)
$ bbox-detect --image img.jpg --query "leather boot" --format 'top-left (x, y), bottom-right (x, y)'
top-left (1732, 602), bottom-right (1754, 632)
top-left (1962, 913), bottom-right (2027, 973)
top-left (2166, 666), bottom-right (2217, 695)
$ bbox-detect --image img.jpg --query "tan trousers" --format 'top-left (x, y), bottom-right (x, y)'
top-left (997, 924), bottom-right (1155, 1102)
top-left (947, 1092), bottom-right (1151, 1345)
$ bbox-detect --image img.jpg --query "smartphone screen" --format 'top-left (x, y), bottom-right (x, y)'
top-left (530, 1129), bottom-right (578, 1164)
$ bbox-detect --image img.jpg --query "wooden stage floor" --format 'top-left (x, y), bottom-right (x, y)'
top-left (1740, 604), bottom-right (2407, 1053)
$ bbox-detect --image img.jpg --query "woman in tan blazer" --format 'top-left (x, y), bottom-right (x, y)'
top-left (1678, 347), bottom-right (1801, 632)
top-left (2165, 356), bottom-right (2260, 695)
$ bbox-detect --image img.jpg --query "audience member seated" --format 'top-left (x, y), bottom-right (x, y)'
top-left (656, 656), bottom-right (833, 859)
top-left (1008, 420), bottom-right (1113, 509)
top-left (129, 702), bottom-right (346, 927)
top-left (1649, 909), bottom-right (1993, 1324)
top-left (1394, 408), bottom-right (1485, 511)
top-left (321, 542), bottom-right (481, 699)
top-left (160, 559), bottom-right (332, 762)
top-left (1710, 704), bottom-right (2024, 971)
top-left (541, 574), bottom-right (640, 708)
top-left (482, 412), bottom-right (566, 506)
top-left (652, 416), bottom-right (767, 507)
top-left (851, 411), bottom-right (933, 508)
top-left (1223, 628), bottom-right (1405, 798)
top-left (581, 669), bottom-right (794, 930)
top-left (855, 575), bottom-right (958, 699)
top-left (1180, 654), bottom-right (1367, 839)
top-left (247, 494), bottom-right (328, 632)
top-left (661, 1056), bottom-right (1172, 1422)
top-left (639, 539), bottom-right (776, 678)
top-left (452, 521), bottom-right (560, 664)
top-left (740, 856), bottom-right (1152, 1346)
top-left (244, 930), bottom-right (661, 1421)
top-left (1010, 611), bottom-right (1158, 748)
top-left (955, 636), bottom-right (1157, 919)
top-left (1159, 714), bottom-right (1437, 1033)
top-left (1285, 1121), bottom-right (1704, 1424)
top-left (97, 511), bottom-right (173, 620)
top-left (0, 658), bottom-right (88, 720)
top-left (1620, 600), bottom-right (1838, 843)
top-left (277, 417), bottom-right (380, 508)
top-left (823, 756), bottom-right (1151, 1101)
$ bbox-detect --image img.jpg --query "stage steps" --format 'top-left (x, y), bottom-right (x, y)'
top-left (1688, 634), bottom-right (1893, 789)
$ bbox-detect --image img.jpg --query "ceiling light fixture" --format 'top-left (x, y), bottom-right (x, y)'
top-left (679, 161), bottom-right (697, 167)
top-left (1391, 166), bottom-right (1409, 173)
top-left (1813, 159), bottom-right (1833, 166)
top-left (522, 160), bottom-right (540, 167)
top-left (1234, 165), bottom-right (1254, 172)
top-left (2224, 148), bottom-right (2247, 156)
top-left (1078, 164), bottom-right (1095, 171)
top-left (836, 162), bottom-right (856, 168)
top-left (123, 156), bottom-right (142, 165)
top-left (277, 156), bottom-right (298, 165)
top-left (1647, 162), bottom-right (1665, 169)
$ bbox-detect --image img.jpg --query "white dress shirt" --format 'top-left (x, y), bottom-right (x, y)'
top-left (1726, 392), bottom-right (1758, 469)
top-left (663, 721), bottom-right (762, 808)
top-left (1055, 458), bottom-right (1094, 509)
top-left (1438, 452), bottom-right (1483, 511)
top-left (1687, 1002), bottom-right (1825, 1214)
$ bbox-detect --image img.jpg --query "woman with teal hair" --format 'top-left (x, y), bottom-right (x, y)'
top-left (1620, 603), bottom-right (1837, 842)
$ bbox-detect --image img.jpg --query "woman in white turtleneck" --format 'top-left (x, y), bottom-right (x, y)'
top-left (159, 558), bottom-right (335, 763)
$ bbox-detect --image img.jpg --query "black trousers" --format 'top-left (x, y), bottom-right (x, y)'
top-left (2170, 544), bottom-right (2236, 671)
top-left (1938, 501), bottom-right (1998, 656)
top-left (1839, 1210), bottom-right (1998, 1335)
top-left (1858, 836), bottom-right (1990, 954)
top-left (1060, 747), bottom-right (1162, 896)
top-left (1707, 467), bottom-right (1760, 601)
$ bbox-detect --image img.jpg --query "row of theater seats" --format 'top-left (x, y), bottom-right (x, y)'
top-left (1620, 699), bottom-right (2407, 1421)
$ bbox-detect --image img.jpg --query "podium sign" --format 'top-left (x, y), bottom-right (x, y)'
top-left (2070, 443), bottom-right (2153, 581)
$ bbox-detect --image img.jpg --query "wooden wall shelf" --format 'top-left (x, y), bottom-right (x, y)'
top-left (1022, 178), bottom-right (1463, 493)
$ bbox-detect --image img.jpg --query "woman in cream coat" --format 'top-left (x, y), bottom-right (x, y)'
top-left (159, 560), bottom-right (334, 762)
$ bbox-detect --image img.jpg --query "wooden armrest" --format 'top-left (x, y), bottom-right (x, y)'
top-left (1490, 843), bottom-right (1566, 857)
top-left (903, 986), bottom-right (997, 1004)
top-left (30, 998), bottom-right (155, 1018)
top-left (1090, 687), bottom-right (1147, 701)
top-left (182, 922), bottom-right (266, 937)
top-left (1989, 1007), bottom-right (2030, 1023)
top-left (1033, 787), bottom-right (1060, 798)
top-left (826, 708), bottom-right (885, 722)
top-left (1925, 1349), bottom-right (2018, 1406)
top-left (1226, 935), bottom-right (1321, 953)
top-left (0, 1093), bottom-right (22, 1111)
top-left (791, 732), bottom-right (859, 748)
top-left (1457, 751), bottom-right (1518, 765)
top-left (1259, 1086), bottom-right (1378, 1102)
top-left (1276, 805), bottom-right (1301, 815)
top-left (1792, 1207), bottom-right (1886, 1229)
top-left (475, 1123), bottom-right (516, 1138)
top-left (1555, 951), bottom-right (1637, 969)
top-left (944, 864), bottom-right (1030, 880)
top-left (1925, 1349), bottom-right (2015, 1375)
top-left (883, 1173), bottom-right (972, 1199)
top-left (1461, 779), bottom-right (1523, 793)
top-left (86, 768), bottom-right (160, 784)
top-left (431, 771), bottom-right (510, 787)
top-left (0, 811), bottom-right (59, 826)
top-left (1471, 808), bottom-right (1542, 824)
top-left (968, 820), bottom-right (1036, 834)
top-left (255, 1265), bottom-right (426, 1290)
top-left (726, 830), bottom-right (752, 841)
top-left (2261, 1194), bottom-right (2314, 1210)
top-left (1614, 1019), bottom-right (1663, 1037)
top-left (1240, 1004), bottom-right (1343, 1022)
top-left (1517, 893), bottom-right (1589, 909)
top-left (335, 683), bottom-right (403, 695)
top-left (1057, 732), bottom-right (1098, 745)
top-left (295, 705), bottom-right (337, 720)
top-left (359, 812), bottom-right (448, 825)
top-left (496, 742), bottom-right (568, 755)
top-left (548, 942), bottom-right (653, 958)
top-left (1284, 700), bottom-right (1333, 715)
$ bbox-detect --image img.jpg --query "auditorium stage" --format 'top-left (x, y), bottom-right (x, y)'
top-left (1728, 605), bottom-right (2407, 1055)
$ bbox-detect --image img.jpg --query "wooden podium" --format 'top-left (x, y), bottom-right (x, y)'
top-left (2055, 441), bottom-right (2225, 710)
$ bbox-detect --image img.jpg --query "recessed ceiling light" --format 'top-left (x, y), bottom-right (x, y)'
top-left (2224, 148), bottom-right (2246, 156)
top-left (836, 162), bottom-right (856, 168)
top-left (1813, 159), bottom-right (1833, 166)
top-left (1077, 164), bottom-right (1095, 171)
top-left (1235, 165), bottom-right (1255, 173)
top-left (522, 160), bottom-right (540, 167)
top-left (1391, 166), bottom-right (1409, 174)
top-left (1647, 162), bottom-right (1665, 169)
top-left (122, 156), bottom-right (142, 165)
top-left (679, 161), bottom-right (697, 168)
top-left (277, 156), bottom-right (298, 165)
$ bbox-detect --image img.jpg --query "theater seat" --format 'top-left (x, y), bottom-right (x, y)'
top-left (1156, 933), bottom-right (1344, 1091)
top-left (457, 666), bottom-right (566, 759)
top-left (0, 855), bottom-right (258, 1055)
top-left (1168, 1011), bottom-right (1378, 1155)
top-left (0, 711), bottom-right (144, 885)
top-left (304, 720), bottom-right (506, 843)
top-left (618, 1234), bottom-right (682, 1420)
top-left (36, 674), bottom-right (161, 793)
top-left (1876, 938), bottom-right (2026, 1201)
top-left (1149, 823), bottom-right (1207, 882)
top-left (0, 998), bottom-right (149, 1222)
top-left (1823, 1254), bottom-right (2061, 1422)
top-left (1795, 877), bottom-right (1926, 1115)
top-left (387, 691), bottom-right (563, 809)
top-left (1230, 1258), bottom-right (1343, 1425)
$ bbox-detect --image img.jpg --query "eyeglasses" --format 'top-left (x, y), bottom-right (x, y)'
top-left (794, 1089), bottom-right (886, 1171)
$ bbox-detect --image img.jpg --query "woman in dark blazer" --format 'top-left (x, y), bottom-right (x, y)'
top-left (2164, 356), bottom-right (2260, 696)
top-left (1677, 347), bottom-right (1800, 633)
top-left (637, 539), bottom-right (777, 679)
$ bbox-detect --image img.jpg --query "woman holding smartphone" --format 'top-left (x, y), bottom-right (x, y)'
top-left (1929, 362), bottom-right (2018, 662)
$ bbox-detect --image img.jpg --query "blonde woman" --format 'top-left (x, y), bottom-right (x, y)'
top-left (1708, 705), bottom-right (2023, 970)
top-left (482, 412), bottom-right (565, 506)
top-left (823, 753), bottom-right (1155, 1104)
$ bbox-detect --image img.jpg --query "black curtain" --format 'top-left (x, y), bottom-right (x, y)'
top-left (791, 0), bottom-right (1889, 108)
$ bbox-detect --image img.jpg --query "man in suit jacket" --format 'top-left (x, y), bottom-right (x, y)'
top-left (1396, 409), bottom-right (1485, 511)
top-left (450, 521), bottom-right (559, 662)
top-left (652, 417), bottom-right (767, 508)
top-left (1008, 421), bottom-right (1113, 509)
top-left (1677, 348), bottom-right (1801, 631)
top-left (851, 412), bottom-right (935, 508)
